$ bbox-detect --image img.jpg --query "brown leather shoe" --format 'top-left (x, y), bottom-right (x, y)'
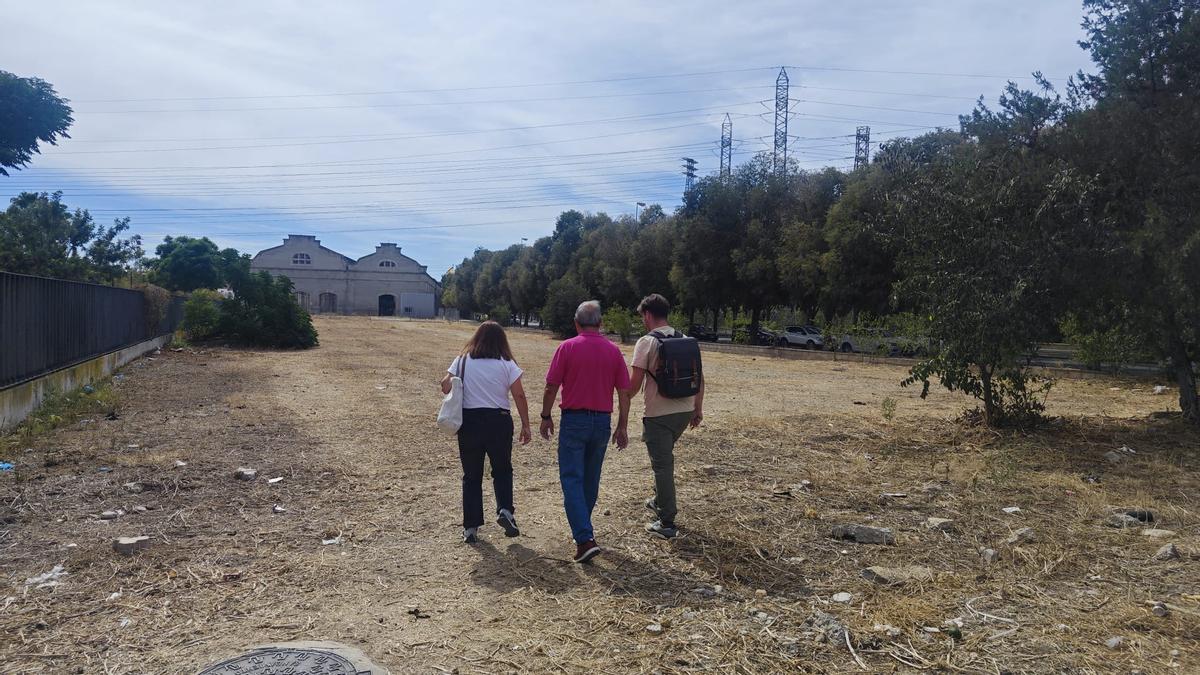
top-left (573, 539), bottom-right (602, 563)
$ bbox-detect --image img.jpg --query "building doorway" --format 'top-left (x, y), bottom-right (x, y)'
top-left (378, 294), bottom-right (396, 316)
top-left (318, 292), bottom-right (337, 313)
top-left (295, 291), bottom-right (309, 310)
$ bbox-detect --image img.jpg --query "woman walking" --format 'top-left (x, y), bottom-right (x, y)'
top-left (441, 321), bottom-right (532, 543)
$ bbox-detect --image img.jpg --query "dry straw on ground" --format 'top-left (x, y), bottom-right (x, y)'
top-left (1, 316), bottom-right (1196, 673)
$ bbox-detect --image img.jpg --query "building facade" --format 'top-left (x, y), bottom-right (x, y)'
top-left (250, 235), bottom-right (439, 317)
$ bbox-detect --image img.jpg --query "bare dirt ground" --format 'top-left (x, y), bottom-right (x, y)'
top-left (2, 316), bottom-right (1197, 674)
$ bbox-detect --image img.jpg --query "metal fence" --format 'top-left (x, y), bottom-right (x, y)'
top-left (0, 272), bottom-right (184, 389)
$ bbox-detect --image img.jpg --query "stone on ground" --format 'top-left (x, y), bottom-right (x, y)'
top-left (1105, 513), bottom-right (1143, 528)
top-left (112, 536), bottom-right (151, 556)
top-left (234, 468), bottom-right (258, 481)
top-left (925, 517), bottom-right (955, 532)
top-left (1105, 636), bottom-right (1124, 650)
top-left (1154, 543), bottom-right (1180, 560)
top-left (1141, 528), bottom-right (1176, 539)
top-left (831, 592), bottom-right (853, 604)
top-left (805, 609), bottom-right (847, 642)
top-left (861, 565), bottom-right (933, 585)
top-left (1004, 527), bottom-right (1035, 546)
top-left (831, 524), bottom-right (895, 545)
top-left (980, 548), bottom-right (1001, 564)
top-left (99, 510), bottom-right (120, 520)
top-left (1104, 451), bottom-right (1123, 463)
top-left (122, 482), bottom-right (144, 494)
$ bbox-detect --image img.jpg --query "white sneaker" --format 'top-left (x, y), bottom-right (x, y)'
top-left (496, 509), bottom-right (520, 537)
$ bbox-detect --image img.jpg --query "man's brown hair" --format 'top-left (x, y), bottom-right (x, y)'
top-left (636, 293), bottom-right (670, 320)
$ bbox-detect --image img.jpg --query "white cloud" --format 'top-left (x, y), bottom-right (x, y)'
top-left (0, 0), bottom-right (1094, 273)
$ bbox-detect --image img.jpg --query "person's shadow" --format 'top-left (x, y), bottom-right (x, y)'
top-left (468, 539), bottom-right (582, 594)
top-left (467, 527), bottom-right (811, 607)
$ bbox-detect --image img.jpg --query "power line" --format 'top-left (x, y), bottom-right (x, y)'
top-left (61, 102), bottom-right (765, 145)
top-left (77, 86), bottom-right (772, 115)
top-left (75, 66), bottom-right (782, 103)
top-left (783, 64), bottom-right (1065, 81)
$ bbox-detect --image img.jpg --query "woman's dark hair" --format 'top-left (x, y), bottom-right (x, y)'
top-left (636, 293), bottom-right (671, 320)
top-left (462, 321), bottom-right (515, 361)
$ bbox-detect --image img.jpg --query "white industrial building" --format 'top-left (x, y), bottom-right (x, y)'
top-left (250, 235), bottom-right (440, 317)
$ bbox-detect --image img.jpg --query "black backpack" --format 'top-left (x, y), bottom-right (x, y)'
top-left (648, 329), bottom-right (703, 399)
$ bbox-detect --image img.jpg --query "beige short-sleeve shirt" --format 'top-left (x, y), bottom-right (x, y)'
top-left (631, 326), bottom-right (696, 419)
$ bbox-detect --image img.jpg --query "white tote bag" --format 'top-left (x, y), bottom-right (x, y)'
top-left (436, 356), bottom-right (465, 435)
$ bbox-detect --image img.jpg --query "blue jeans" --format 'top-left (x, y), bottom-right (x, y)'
top-left (557, 411), bottom-right (610, 544)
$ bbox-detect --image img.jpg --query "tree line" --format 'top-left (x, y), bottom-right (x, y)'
top-left (444, 0), bottom-right (1200, 426)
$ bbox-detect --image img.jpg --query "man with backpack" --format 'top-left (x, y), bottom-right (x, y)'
top-left (628, 293), bottom-right (704, 540)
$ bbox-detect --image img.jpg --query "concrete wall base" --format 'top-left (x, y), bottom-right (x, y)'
top-left (0, 335), bottom-right (171, 431)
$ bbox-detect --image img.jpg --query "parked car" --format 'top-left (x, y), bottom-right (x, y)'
top-left (686, 324), bottom-right (719, 342)
top-left (733, 326), bottom-right (780, 346)
top-left (834, 329), bottom-right (930, 357)
top-left (834, 328), bottom-right (901, 355)
top-left (779, 325), bottom-right (824, 349)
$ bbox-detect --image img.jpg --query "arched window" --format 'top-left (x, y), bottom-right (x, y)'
top-left (292, 253), bottom-right (311, 265)
top-left (379, 260), bottom-right (397, 268)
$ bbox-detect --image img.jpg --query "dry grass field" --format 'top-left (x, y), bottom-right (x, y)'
top-left (1, 316), bottom-right (1197, 674)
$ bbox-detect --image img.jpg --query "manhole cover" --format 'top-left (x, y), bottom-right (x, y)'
top-left (198, 646), bottom-right (371, 675)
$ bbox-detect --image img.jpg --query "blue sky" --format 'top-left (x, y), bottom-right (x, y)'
top-left (1, 1), bottom-right (1095, 276)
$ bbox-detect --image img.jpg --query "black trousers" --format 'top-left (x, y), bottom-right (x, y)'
top-left (458, 408), bottom-right (515, 528)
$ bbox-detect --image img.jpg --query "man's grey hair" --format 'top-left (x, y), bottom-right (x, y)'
top-left (575, 300), bottom-right (602, 327)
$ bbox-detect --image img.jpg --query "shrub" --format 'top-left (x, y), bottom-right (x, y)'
top-left (1059, 313), bottom-right (1147, 372)
top-left (881, 396), bottom-right (898, 421)
top-left (542, 276), bottom-right (589, 338)
top-left (218, 272), bottom-right (318, 349)
top-left (667, 309), bottom-right (688, 331)
top-left (137, 283), bottom-right (172, 335)
top-left (182, 289), bottom-right (221, 340)
top-left (903, 354), bottom-right (1053, 428)
top-left (488, 304), bottom-right (513, 327)
top-left (603, 306), bottom-right (637, 342)
top-left (730, 315), bottom-right (751, 344)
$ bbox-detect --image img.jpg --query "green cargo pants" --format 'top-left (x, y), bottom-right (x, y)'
top-left (642, 411), bottom-right (693, 525)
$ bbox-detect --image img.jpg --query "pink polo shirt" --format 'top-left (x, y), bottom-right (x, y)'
top-left (545, 331), bottom-right (631, 412)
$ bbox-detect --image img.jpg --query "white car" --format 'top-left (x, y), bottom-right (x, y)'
top-left (779, 325), bottom-right (824, 349)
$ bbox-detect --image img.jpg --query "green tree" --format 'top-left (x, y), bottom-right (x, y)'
top-left (542, 276), bottom-right (589, 337)
top-left (150, 236), bottom-right (226, 292)
top-left (0, 71), bottom-right (73, 176)
top-left (504, 239), bottom-right (550, 325)
top-left (0, 192), bottom-right (96, 280)
top-left (895, 91), bottom-right (1099, 425)
top-left (1063, 0), bottom-right (1200, 421)
top-left (87, 217), bottom-right (143, 284)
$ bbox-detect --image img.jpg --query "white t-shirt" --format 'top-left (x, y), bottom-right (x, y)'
top-left (447, 355), bottom-right (523, 410)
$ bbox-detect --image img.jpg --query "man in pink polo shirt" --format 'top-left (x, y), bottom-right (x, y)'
top-left (539, 300), bottom-right (631, 563)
